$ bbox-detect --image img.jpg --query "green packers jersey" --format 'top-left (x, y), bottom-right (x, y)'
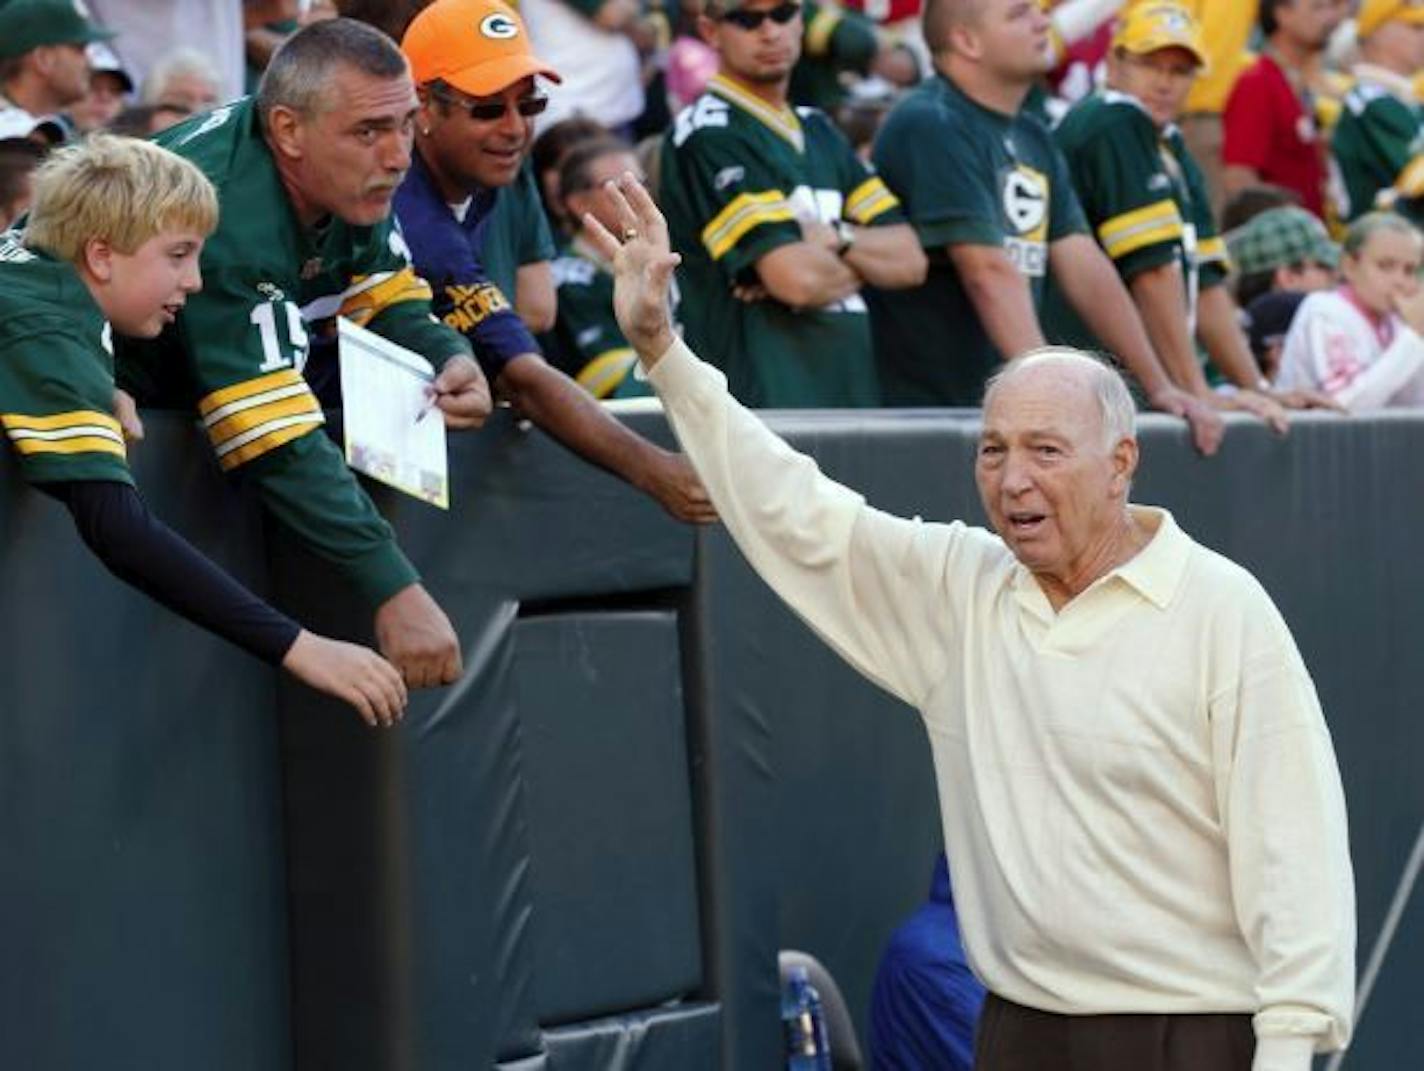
top-left (1045, 90), bottom-right (1227, 350)
top-left (660, 73), bottom-right (902, 407)
top-left (548, 238), bottom-right (649, 399)
top-left (0, 237), bottom-right (130, 486)
top-left (790, 0), bottom-right (880, 113)
top-left (114, 97), bottom-right (469, 607)
top-left (481, 163), bottom-right (558, 303)
top-left (869, 74), bottom-right (1088, 406)
top-left (1333, 74), bottom-right (1424, 227)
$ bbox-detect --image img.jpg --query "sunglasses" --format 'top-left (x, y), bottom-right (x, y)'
top-left (719, 2), bottom-right (800, 30)
top-left (432, 89), bottom-right (550, 122)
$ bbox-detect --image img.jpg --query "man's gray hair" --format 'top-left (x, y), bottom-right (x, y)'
top-left (983, 348), bottom-right (1137, 452)
top-left (256, 17), bottom-right (408, 127)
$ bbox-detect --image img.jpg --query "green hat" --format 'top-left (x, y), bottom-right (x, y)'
top-left (0, 0), bottom-right (116, 61)
top-left (1226, 207), bottom-right (1341, 276)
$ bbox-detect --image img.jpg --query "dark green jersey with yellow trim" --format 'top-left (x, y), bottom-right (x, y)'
top-left (869, 74), bottom-right (1088, 406)
top-left (0, 237), bottom-right (130, 486)
top-left (1046, 90), bottom-right (1227, 350)
top-left (1333, 73), bottom-right (1424, 227)
top-left (660, 73), bottom-right (902, 407)
top-left (114, 97), bottom-right (470, 607)
top-left (548, 238), bottom-right (648, 399)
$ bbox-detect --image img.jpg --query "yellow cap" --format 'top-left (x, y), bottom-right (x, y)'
top-left (1357, 0), bottom-right (1424, 40)
top-left (1111, 2), bottom-right (1209, 71)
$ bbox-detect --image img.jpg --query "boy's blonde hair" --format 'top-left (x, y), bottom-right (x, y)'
top-left (23, 134), bottom-right (218, 263)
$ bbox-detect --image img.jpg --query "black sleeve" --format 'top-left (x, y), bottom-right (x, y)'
top-left (40, 480), bottom-right (302, 666)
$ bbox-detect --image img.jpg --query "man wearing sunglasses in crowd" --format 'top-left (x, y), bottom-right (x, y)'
top-left (393, 0), bottom-right (717, 524)
top-left (660, 0), bottom-right (927, 407)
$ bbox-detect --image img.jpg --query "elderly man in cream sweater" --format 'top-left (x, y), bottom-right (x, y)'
top-left (585, 174), bottom-right (1356, 1071)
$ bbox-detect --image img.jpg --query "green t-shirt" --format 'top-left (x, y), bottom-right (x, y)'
top-left (114, 98), bottom-right (469, 607)
top-left (481, 162), bottom-right (558, 302)
top-left (548, 238), bottom-right (649, 399)
top-left (1333, 77), bottom-right (1424, 227)
top-left (660, 73), bottom-right (903, 407)
top-left (869, 74), bottom-right (1088, 406)
top-left (1045, 90), bottom-right (1227, 351)
top-left (0, 238), bottom-right (131, 486)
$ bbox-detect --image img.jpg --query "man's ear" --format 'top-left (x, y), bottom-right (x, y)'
top-left (415, 86), bottom-right (438, 135)
top-left (82, 236), bottom-right (114, 284)
top-left (1110, 436), bottom-right (1139, 496)
top-left (265, 104), bottom-right (305, 161)
top-left (948, 24), bottom-right (981, 61)
top-left (697, 13), bottom-right (720, 47)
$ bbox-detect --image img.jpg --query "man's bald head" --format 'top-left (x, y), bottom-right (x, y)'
top-left (984, 348), bottom-right (1137, 453)
top-left (923, 0), bottom-right (987, 53)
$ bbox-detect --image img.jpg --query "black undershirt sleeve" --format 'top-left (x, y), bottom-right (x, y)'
top-left (39, 480), bottom-right (302, 666)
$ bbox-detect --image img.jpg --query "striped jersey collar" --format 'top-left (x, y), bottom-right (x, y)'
top-left (708, 73), bottom-right (804, 152)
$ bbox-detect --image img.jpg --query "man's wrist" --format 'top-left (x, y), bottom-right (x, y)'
top-left (834, 219), bottom-right (857, 257)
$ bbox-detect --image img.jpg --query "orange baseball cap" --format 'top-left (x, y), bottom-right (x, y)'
top-left (402, 0), bottom-right (561, 97)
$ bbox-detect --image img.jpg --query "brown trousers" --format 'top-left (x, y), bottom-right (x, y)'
top-left (973, 993), bottom-right (1255, 1071)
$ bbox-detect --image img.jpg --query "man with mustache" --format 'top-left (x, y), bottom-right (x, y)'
top-left (115, 18), bottom-right (491, 690)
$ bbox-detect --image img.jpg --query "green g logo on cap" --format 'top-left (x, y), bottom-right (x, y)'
top-left (480, 13), bottom-right (519, 38)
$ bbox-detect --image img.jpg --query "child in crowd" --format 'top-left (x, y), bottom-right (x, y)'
top-left (0, 135), bottom-right (406, 725)
top-left (1276, 211), bottom-right (1424, 410)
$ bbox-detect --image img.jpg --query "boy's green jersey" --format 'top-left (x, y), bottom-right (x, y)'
top-left (660, 73), bottom-right (902, 408)
top-left (1333, 72), bottom-right (1424, 227)
top-left (1046, 90), bottom-right (1228, 351)
top-left (114, 98), bottom-right (470, 607)
top-left (869, 74), bottom-right (1088, 406)
top-left (0, 236), bottom-right (130, 486)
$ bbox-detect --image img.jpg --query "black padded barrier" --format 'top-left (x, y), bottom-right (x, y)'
top-left (2, 406), bottom-right (1421, 1071)
top-left (0, 418), bottom-right (291, 1071)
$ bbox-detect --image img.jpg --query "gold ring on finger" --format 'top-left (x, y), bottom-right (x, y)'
top-left (622, 229), bottom-right (639, 242)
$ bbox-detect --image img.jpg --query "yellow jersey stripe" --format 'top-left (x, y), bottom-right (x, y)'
top-left (578, 348), bottom-right (638, 399)
top-left (1197, 236), bottom-right (1229, 266)
top-left (10, 435), bottom-right (127, 459)
top-left (1396, 155), bottom-right (1424, 198)
top-left (198, 369), bottom-right (307, 416)
top-left (219, 418), bottom-right (325, 471)
top-left (845, 177), bottom-right (896, 216)
top-left (702, 191), bottom-right (796, 260)
top-left (805, 7), bottom-right (840, 56)
top-left (338, 267), bottom-right (433, 328)
top-left (1103, 219), bottom-right (1186, 260)
top-left (846, 188), bottom-right (900, 225)
top-left (2, 409), bottom-right (122, 434)
top-left (202, 381), bottom-right (314, 429)
top-left (1097, 199), bottom-right (1182, 245)
top-left (206, 392), bottom-right (324, 451)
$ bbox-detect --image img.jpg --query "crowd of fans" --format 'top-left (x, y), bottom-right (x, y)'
top-left (3, 0), bottom-right (1424, 433)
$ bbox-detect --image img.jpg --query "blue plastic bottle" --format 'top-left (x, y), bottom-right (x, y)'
top-left (782, 964), bottom-right (832, 1070)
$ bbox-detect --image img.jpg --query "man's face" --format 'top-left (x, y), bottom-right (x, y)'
top-left (1274, 0), bottom-right (1340, 51)
top-left (566, 151), bottom-right (643, 235)
top-left (967, 0), bottom-right (1053, 84)
top-left (420, 76), bottom-right (541, 191)
top-left (1107, 46), bottom-right (1199, 128)
top-left (284, 64), bottom-right (418, 226)
top-left (975, 366), bottom-right (1134, 585)
top-left (703, 0), bottom-right (804, 85)
top-left (35, 42), bottom-right (91, 108)
top-left (100, 229), bottom-right (205, 338)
